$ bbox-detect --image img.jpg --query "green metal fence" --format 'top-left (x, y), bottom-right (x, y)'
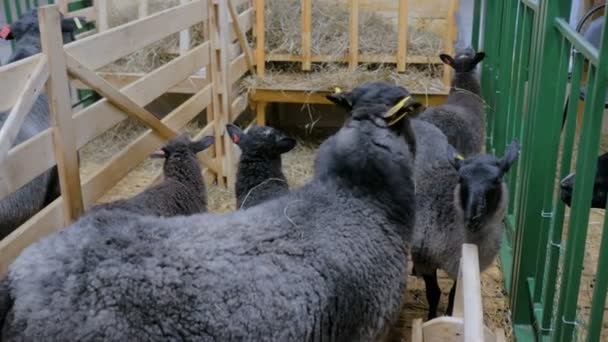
top-left (477, 0), bottom-right (608, 340)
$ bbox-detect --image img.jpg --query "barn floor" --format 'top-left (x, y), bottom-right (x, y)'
top-left (80, 133), bottom-right (512, 341)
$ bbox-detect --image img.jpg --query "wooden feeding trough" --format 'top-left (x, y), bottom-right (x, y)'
top-left (411, 244), bottom-right (506, 342)
top-left (0, 0), bottom-right (254, 273)
top-left (248, 0), bottom-right (459, 125)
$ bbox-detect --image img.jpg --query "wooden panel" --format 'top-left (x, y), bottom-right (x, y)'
top-left (0, 43), bottom-right (211, 202)
top-left (396, 0), bottom-right (408, 72)
top-left (348, 0), bottom-right (359, 71)
top-left (65, 54), bottom-right (177, 140)
top-left (230, 54), bottom-right (248, 86)
top-left (39, 5), bottom-right (84, 223)
top-left (301, 0), bottom-right (312, 70)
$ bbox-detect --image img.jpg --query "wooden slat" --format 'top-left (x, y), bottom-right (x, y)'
top-left (397, 0), bottom-right (408, 72)
top-left (348, 0), bottom-right (359, 71)
top-left (65, 53), bottom-right (177, 140)
top-left (0, 56), bottom-right (41, 111)
top-left (266, 53), bottom-right (442, 64)
top-left (230, 54), bottom-right (248, 86)
top-left (231, 93), bottom-right (249, 122)
top-left (255, 0), bottom-right (265, 77)
top-left (227, 0), bottom-right (255, 75)
top-left (39, 5), bottom-right (84, 223)
top-left (250, 89), bottom-right (449, 104)
top-left (443, 0), bottom-right (459, 86)
top-left (218, 1), bottom-right (235, 188)
top-left (209, 0), bottom-right (225, 187)
top-left (0, 43), bottom-right (211, 202)
top-left (228, 8), bottom-right (254, 43)
top-left (139, 0), bottom-right (149, 18)
top-left (301, 0), bottom-right (312, 71)
top-left (179, 0), bottom-right (191, 56)
top-left (82, 85), bottom-right (215, 205)
top-left (461, 244), bottom-right (484, 342)
top-left (73, 72), bottom-right (209, 94)
top-left (96, 0), bottom-right (108, 31)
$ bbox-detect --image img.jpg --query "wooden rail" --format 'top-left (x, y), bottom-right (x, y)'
top-left (0, 0), bottom-right (255, 273)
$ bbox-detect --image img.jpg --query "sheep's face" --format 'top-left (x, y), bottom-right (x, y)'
top-left (3, 10), bottom-right (86, 63)
top-left (560, 152), bottom-right (608, 209)
top-left (326, 81), bottom-right (422, 113)
top-left (150, 135), bottom-right (215, 161)
top-left (439, 47), bottom-right (485, 73)
top-left (449, 140), bottom-right (520, 231)
top-left (226, 124), bottom-right (296, 158)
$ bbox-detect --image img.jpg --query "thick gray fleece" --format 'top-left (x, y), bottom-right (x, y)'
top-left (2, 105), bottom-right (416, 341)
top-left (411, 119), bottom-right (506, 278)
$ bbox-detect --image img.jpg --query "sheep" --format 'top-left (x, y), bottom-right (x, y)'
top-left (411, 118), bottom-right (520, 320)
top-left (418, 47), bottom-right (487, 156)
top-left (560, 152), bottom-right (608, 209)
top-left (226, 124), bottom-right (296, 209)
top-left (89, 135), bottom-right (215, 216)
top-left (0, 10), bottom-right (84, 240)
top-left (1, 100), bottom-right (420, 341)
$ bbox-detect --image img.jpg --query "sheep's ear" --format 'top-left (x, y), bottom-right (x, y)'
top-left (150, 149), bottom-right (166, 159)
top-left (439, 53), bottom-right (455, 66)
top-left (499, 139), bottom-right (521, 174)
top-left (326, 90), bottom-right (353, 110)
top-left (382, 96), bottom-right (422, 126)
top-left (276, 136), bottom-right (297, 154)
top-left (191, 136), bottom-right (215, 153)
top-left (473, 52), bottom-right (486, 64)
top-left (226, 124), bottom-right (244, 145)
top-left (446, 144), bottom-right (464, 170)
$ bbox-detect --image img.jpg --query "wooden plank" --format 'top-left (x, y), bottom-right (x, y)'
top-left (411, 318), bottom-right (423, 342)
top-left (0, 58), bottom-right (49, 167)
top-left (230, 53), bottom-right (248, 86)
top-left (461, 244), bottom-right (484, 342)
top-left (227, 0), bottom-right (255, 75)
top-left (209, 0), bottom-right (225, 187)
top-left (179, 0), bottom-right (191, 56)
top-left (0, 43), bottom-right (211, 202)
top-left (218, 1), bottom-right (236, 188)
top-left (443, 0), bottom-right (459, 86)
top-left (73, 72), bottom-right (209, 94)
top-left (255, 0), bottom-right (265, 77)
top-left (39, 5), bottom-right (84, 223)
top-left (139, 0), bottom-right (149, 18)
top-left (0, 56), bottom-right (41, 111)
top-left (65, 53), bottom-right (177, 140)
top-left (348, 0), bottom-right (359, 71)
top-left (82, 85), bottom-right (215, 206)
top-left (397, 0), bottom-right (408, 72)
top-left (96, 0), bottom-right (108, 31)
top-left (256, 101), bottom-right (266, 125)
top-left (250, 89), bottom-right (449, 105)
top-left (265, 53), bottom-right (442, 64)
top-left (231, 93), bottom-right (249, 122)
top-left (301, 0), bottom-right (312, 71)
top-left (228, 8), bottom-right (254, 44)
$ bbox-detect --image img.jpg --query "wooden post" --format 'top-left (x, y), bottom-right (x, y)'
top-left (348, 0), bottom-right (359, 71)
top-left (256, 101), bottom-right (267, 125)
top-left (57, 0), bottom-right (69, 14)
top-left (208, 0), bottom-right (225, 187)
top-left (255, 0), bottom-right (265, 77)
top-left (96, 0), bottom-right (109, 31)
top-left (397, 0), bottom-right (408, 72)
top-left (443, 0), bottom-right (459, 87)
top-left (179, 0), bottom-right (191, 56)
top-left (227, 0), bottom-right (255, 75)
top-left (301, 0), bottom-right (312, 71)
top-left (138, 0), bottom-right (149, 18)
top-left (39, 5), bottom-right (84, 223)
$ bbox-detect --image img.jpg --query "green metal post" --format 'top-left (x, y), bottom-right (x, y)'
top-left (540, 51), bottom-right (584, 333)
top-left (471, 0), bottom-right (482, 50)
top-left (511, 0), bottom-right (571, 327)
top-left (554, 17), bottom-right (608, 339)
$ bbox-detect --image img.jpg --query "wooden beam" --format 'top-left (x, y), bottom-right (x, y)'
top-left (218, 1), bottom-right (236, 188)
top-left (301, 0), bottom-right (312, 71)
top-left (227, 0), bottom-right (255, 75)
top-left (249, 89), bottom-right (449, 105)
top-left (96, 0), bottom-right (109, 31)
top-left (256, 102), bottom-right (267, 125)
top-left (179, 0), bottom-right (191, 56)
top-left (39, 5), bottom-right (84, 223)
top-left (265, 52), bottom-right (442, 64)
top-left (255, 0), bottom-right (265, 77)
top-left (139, 0), bottom-right (149, 18)
top-left (65, 53), bottom-right (177, 140)
top-left (348, 0), bottom-right (359, 71)
top-left (397, 0), bottom-right (408, 72)
top-left (209, 0), bottom-right (225, 187)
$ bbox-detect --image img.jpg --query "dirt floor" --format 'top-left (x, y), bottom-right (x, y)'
top-left (80, 131), bottom-right (512, 341)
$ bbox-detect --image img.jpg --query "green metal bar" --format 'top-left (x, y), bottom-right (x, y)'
top-left (522, 0), bottom-right (539, 12)
top-left (540, 51), bottom-right (584, 333)
top-left (471, 0), bottom-right (482, 50)
top-left (3, 0), bottom-right (13, 24)
top-left (14, 0), bottom-right (23, 17)
top-left (33, 0), bottom-right (39, 8)
top-left (555, 18), bottom-right (599, 66)
top-left (25, 0), bottom-right (31, 11)
top-left (586, 204), bottom-right (608, 342)
top-left (511, 0), bottom-right (571, 327)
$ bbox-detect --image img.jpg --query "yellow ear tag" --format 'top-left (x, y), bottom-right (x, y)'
top-left (456, 154), bottom-right (465, 160)
top-left (74, 17), bottom-right (83, 30)
top-left (334, 87), bottom-right (342, 94)
top-left (384, 96), bottom-right (411, 118)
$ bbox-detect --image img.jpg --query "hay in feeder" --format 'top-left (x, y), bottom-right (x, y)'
top-left (264, 0), bottom-right (445, 57)
top-left (242, 62), bottom-right (446, 94)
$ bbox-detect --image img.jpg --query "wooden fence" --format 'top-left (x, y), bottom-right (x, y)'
top-left (0, 0), bottom-right (254, 273)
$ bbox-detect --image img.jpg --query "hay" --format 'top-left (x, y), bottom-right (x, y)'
top-left (241, 63), bottom-right (445, 94)
top-left (265, 0), bottom-right (444, 57)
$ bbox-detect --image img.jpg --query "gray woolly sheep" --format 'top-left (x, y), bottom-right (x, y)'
top-left (1, 101), bottom-right (419, 341)
top-left (418, 47), bottom-right (487, 156)
top-left (411, 118), bottom-right (520, 320)
top-left (0, 10), bottom-right (84, 240)
top-left (226, 124), bottom-right (296, 209)
top-left (89, 135), bottom-right (215, 216)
